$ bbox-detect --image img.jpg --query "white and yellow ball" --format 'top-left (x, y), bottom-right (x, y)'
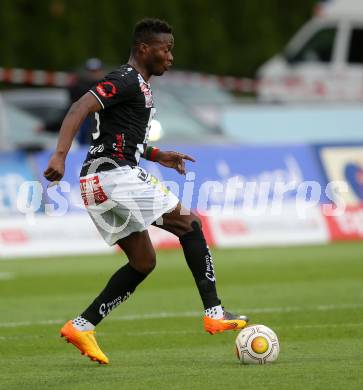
top-left (235, 324), bottom-right (279, 364)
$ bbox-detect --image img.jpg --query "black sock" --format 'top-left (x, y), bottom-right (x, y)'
top-left (179, 221), bottom-right (221, 309)
top-left (81, 263), bottom-right (147, 325)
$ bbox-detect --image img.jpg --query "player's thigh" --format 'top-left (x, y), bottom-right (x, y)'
top-left (116, 230), bottom-right (156, 273)
top-left (156, 202), bottom-right (201, 237)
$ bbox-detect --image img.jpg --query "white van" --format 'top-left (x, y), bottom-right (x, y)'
top-left (256, 0), bottom-right (363, 103)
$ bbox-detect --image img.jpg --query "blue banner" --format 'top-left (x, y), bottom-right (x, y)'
top-left (0, 151), bottom-right (40, 215)
top-left (313, 143), bottom-right (363, 206)
top-left (18, 144), bottom-right (332, 215)
top-left (141, 144), bottom-right (331, 210)
top-left (32, 147), bottom-right (88, 214)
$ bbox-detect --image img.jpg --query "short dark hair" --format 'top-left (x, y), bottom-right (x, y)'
top-left (132, 18), bottom-right (172, 50)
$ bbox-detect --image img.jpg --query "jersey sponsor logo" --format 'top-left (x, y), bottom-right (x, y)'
top-left (89, 144), bottom-right (105, 155)
top-left (96, 81), bottom-right (117, 98)
top-left (138, 74), bottom-right (153, 108)
top-left (135, 167), bottom-right (149, 182)
top-left (79, 175), bottom-right (108, 206)
top-left (112, 133), bottom-right (125, 160)
top-left (140, 83), bottom-right (153, 108)
top-left (134, 167), bottom-right (170, 195)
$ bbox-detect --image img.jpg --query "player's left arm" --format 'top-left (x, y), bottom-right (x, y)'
top-left (142, 145), bottom-right (195, 175)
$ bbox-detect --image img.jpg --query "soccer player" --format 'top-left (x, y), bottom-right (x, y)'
top-left (44, 18), bottom-right (248, 364)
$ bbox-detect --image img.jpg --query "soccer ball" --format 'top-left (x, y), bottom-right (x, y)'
top-left (235, 324), bottom-right (279, 364)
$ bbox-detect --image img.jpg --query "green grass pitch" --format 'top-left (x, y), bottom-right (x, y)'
top-left (1, 242), bottom-right (362, 390)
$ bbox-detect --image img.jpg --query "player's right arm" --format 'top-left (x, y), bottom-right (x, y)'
top-left (43, 92), bottom-right (101, 182)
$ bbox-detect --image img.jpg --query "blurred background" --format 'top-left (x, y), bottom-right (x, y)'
top-left (0, 0), bottom-right (362, 256)
top-left (2, 4), bottom-right (363, 386)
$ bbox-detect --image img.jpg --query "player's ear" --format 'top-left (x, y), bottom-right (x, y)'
top-left (139, 42), bottom-right (149, 55)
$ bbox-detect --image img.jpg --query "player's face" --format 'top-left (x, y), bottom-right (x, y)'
top-left (145, 33), bottom-right (174, 76)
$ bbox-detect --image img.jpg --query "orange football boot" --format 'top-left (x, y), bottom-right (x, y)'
top-left (204, 311), bottom-right (249, 335)
top-left (60, 320), bottom-right (109, 364)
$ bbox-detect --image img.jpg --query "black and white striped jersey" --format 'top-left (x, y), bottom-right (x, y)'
top-left (81, 64), bottom-right (155, 175)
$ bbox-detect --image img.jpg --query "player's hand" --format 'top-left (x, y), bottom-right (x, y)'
top-left (157, 151), bottom-right (195, 175)
top-left (43, 153), bottom-right (65, 182)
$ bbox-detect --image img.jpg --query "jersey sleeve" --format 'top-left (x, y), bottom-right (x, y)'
top-left (89, 72), bottom-right (138, 109)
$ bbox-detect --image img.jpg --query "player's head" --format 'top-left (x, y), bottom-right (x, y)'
top-left (131, 18), bottom-right (174, 76)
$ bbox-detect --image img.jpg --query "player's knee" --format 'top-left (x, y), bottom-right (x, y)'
top-left (142, 255), bottom-right (156, 274)
top-left (184, 213), bottom-right (202, 234)
top-left (178, 213), bottom-right (202, 237)
top-left (191, 213), bottom-right (202, 229)
top-left (145, 253), bottom-right (156, 274)
top-left (164, 211), bottom-right (202, 237)
top-left (141, 264), bottom-right (155, 275)
top-left (129, 253), bottom-right (156, 275)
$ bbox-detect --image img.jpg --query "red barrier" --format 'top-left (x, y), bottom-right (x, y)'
top-left (0, 66), bottom-right (256, 92)
top-left (0, 67), bottom-right (76, 87)
top-left (324, 204), bottom-right (363, 241)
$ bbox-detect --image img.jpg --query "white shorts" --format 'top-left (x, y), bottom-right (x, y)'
top-left (80, 166), bottom-right (179, 245)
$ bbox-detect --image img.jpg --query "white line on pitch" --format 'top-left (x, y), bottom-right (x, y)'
top-left (124, 322), bottom-right (363, 336)
top-left (0, 322), bottom-right (362, 340)
top-left (1, 302), bottom-right (362, 328)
